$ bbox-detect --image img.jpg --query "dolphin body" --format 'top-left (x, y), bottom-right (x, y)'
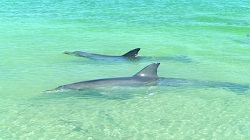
top-left (64, 48), bottom-right (140, 61)
top-left (47, 63), bottom-right (249, 93)
top-left (64, 48), bottom-right (191, 62)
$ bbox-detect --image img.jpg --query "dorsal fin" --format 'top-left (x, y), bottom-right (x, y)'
top-left (122, 48), bottom-right (140, 57)
top-left (134, 63), bottom-right (160, 78)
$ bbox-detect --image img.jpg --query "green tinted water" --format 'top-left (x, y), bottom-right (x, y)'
top-left (1, 0), bottom-right (250, 139)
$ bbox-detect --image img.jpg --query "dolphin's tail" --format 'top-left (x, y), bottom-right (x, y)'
top-left (221, 83), bottom-right (250, 94)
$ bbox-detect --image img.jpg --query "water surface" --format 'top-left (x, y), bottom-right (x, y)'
top-left (1, 0), bottom-right (250, 139)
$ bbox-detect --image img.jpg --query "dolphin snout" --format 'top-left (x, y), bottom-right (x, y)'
top-left (64, 51), bottom-right (72, 54)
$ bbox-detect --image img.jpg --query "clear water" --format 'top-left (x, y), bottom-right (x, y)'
top-left (1, 0), bottom-right (250, 139)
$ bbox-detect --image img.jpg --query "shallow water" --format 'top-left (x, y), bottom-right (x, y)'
top-left (1, 0), bottom-right (250, 139)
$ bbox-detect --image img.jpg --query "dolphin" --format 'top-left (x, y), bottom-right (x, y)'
top-left (64, 48), bottom-right (191, 62)
top-left (47, 63), bottom-right (249, 93)
top-left (64, 48), bottom-right (140, 61)
top-left (47, 63), bottom-right (158, 92)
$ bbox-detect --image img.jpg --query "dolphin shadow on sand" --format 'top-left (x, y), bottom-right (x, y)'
top-left (64, 48), bottom-right (191, 63)
top-left (46, 63), bottom-right (249, 95)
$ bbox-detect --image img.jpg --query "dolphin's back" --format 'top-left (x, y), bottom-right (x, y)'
top-left (47, 63), bottom-right (160, 92)
top-left (55, 76), bottom-right (157, 91)
top-left (64, 48), bottom-right (140, 60)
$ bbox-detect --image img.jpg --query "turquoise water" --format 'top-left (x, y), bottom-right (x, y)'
top-left (1, 0), bottom-right (250, 139)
